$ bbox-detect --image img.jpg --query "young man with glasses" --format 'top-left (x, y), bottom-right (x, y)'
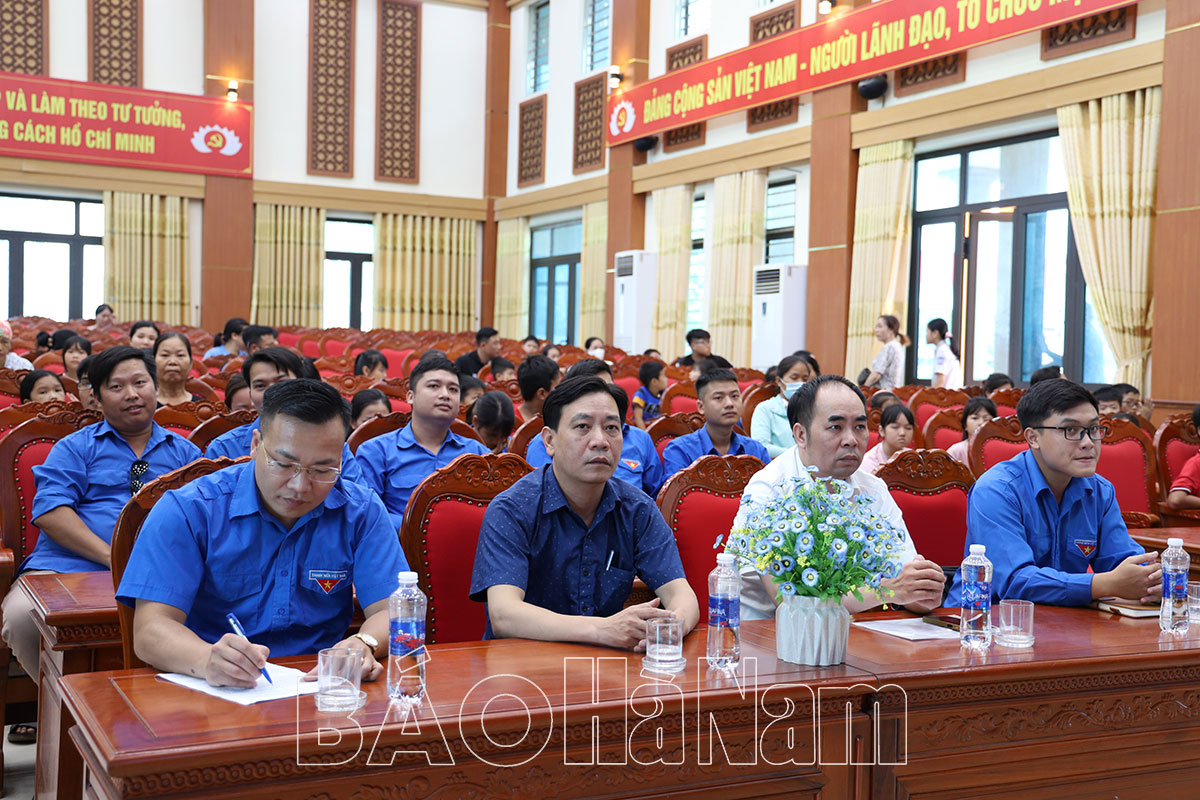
top-left (946, 379), bottom-right (1161, 608)
top-left (2, 346), bottom-right (201, 742)
top-left (117, 380), bottom-right (406, 688)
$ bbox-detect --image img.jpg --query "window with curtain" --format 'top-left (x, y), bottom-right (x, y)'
top-left (528, 1), bottom-right (550, 94)
top-left (529, 221), bottom-right (582, 344)
top-left (909, 131), bottom-right (1116, 385)
top-left (764, 179), bottom-right (796, 264)
top-left (675, 0), bottom-right (708, 39)
top-left (323, 219), bottom-right (375, 330)
top-left (0, 193), bottom-right (103, 320)
top-left (582, 0), bottom-right (611, 74)
top-left (686, 193), bottom-right (707, 332)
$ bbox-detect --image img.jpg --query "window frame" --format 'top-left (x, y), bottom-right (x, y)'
top-left (764, 178), bottom-right (796, 265)
top-left (323, 218), bottom-right (374, 331)
top-left (528, 221), bottom-right (582, 345)
top-left (686, 191), bottom-right (708, 332)
top-left (528, 0), bottom-right (551, 95)
top-left (582, 0), bottom-right (611, 74)
top-left (0, 192), bottom-right (103, 319)
top-left (675, 0), bottom-right (706, 40)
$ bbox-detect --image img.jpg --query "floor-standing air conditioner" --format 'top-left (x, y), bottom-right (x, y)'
top-left (750, 263), bottom-right (807, 371)
top-left (612, 250), bottom-right (657, 354)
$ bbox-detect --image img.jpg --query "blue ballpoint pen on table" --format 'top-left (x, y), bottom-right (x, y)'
top-left (226, 613), bottom-right (272, 684)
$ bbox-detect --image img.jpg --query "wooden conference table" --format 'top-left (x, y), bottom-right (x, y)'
top-left (55, 606), bottom-right (1200, 800)
top-left (1133, 526), bottom-right (1200, 579)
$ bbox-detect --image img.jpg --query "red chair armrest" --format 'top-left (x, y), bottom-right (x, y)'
top-left (1122, 511), bottom-right (1161, 529)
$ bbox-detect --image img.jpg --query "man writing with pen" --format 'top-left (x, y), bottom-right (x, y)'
top-left (116, 380), bottom-right (408, 687)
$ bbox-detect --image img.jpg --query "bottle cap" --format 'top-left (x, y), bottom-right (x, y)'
top-left (398, 571), bottom-right (418, 583)
top-left (969, 544), bottom-right (986, 555)
top-left (716, 553), bottom-right (736, 565)
top-left (1169, 538), bottom-right (1183, 548)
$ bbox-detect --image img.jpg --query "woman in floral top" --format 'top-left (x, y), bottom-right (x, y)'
top-left (864, 315), bottom-right (908, 391)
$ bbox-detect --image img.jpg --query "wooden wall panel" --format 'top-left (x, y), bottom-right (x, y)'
top-left (307, 0), bottom-right (355, 177)
top-left (1041, 7), bottom-right (1136, 61)
top-left (88, 0), bottom-right (141, 86)
top-left (747, 2), bottom-right (798, 133)
top-left (376, 0), bottom-right (420, 183)
top-left (516, 95), bottom-right (546, 187)
top-left (0, 0), bottom-right (48, 75)
top-left (572, 73), bottom-right (606, 174)
top-left (480, 0), bottom-right (512, 328)
top-left (662, 36), bottom-right (706, 152)
top-left (894, 53), bottom-right (964, 98)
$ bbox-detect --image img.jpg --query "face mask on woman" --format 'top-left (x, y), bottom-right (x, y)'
top-left (782, 381), bottom-right (804, 400)
top-left (587, 347), bottom-right (606, 360)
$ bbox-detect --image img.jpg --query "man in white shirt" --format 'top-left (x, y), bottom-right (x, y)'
top-left (0, 321), bottom-right (33, 371)
top-left (734, 375), bottom-right (946, 619)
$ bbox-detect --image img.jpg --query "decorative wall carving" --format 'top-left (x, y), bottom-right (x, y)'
top-left (894, 53), bottom-right (965, 97)
top-left (89, 0), bottom-right (140, 86)
top-left (572, 74), bottom-right (606, 175)
top-left (1041, 7), bottom-right (1136, 61)
top-left (376, 0), bottom-right (421, 183)
top-left (0, 0), bottom-right (47, 75)
top-left (517, 95), bottom-right (546, 187)
top-left (663, 36), bottom-right (706, 153)
top-left (308, 0), bottom-right (356, 176)
top-left (747, 2), bottom-right (798, 133)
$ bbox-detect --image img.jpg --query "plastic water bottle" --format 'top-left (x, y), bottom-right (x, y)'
top-left (387, 571), bottom-right (427, 702)
top-left (959, 544), bottom-right (993, 649)
top-left (1160, 538), bottom-right (1190, 634)
top-left (706, 553), bottom-right (741, 669)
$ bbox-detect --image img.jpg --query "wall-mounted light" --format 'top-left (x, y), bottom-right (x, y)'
top-left (226, 80), bottom-right (239, 102)
top-left (817, 0), bottom-right (835, 14)
top-left (608, 65), bottom-right (624, 91)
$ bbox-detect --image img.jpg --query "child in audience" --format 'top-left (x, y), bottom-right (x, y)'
top-left (1112, 382), bottom-right (1145, 416)
top-left (984, 372), bottom-right (1015, 394)
top-left (868, 391), bottom-right (899, 411)
top-left (61, 335), bottom-right (92, 381)
top-left (946, 396), bottom-right (998, 466)
top-left (490, 357), bottom-right (516, 382)
top-left (632, 360), bottom-right (667, 430)
top-left (521, 336), bottom-right (540, 357)
top-left (751, 354), bottom-right (813, 459)
top-left (541, 343), bottom-right (561, 362)
top-left (1093, 385), bottom-right (1123, 417)
top-left (1165, 404), bottom-right (1200, 512)
top-left (354, 350), bottom-right (389, 381)
top-left (643, 348), bottom-right (663, 360)
top-left (223, 373), bottom-right (252, 412)
top-left (860, 403), bottom-right (915, 474)
top-left (75, 356), bottom-right (98, 410)
top-left (460, 375), bottom-right (486, 408)
top-left (19, 370), bottom-right (67, 404)
top-left (350, 388), bottom-right (392, 430)
top-left (469, 390), bottom-right (516, 454)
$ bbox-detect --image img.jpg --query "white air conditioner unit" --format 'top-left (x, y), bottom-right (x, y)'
top-left (612, 249), bottom-right (657, 354)
top-left (751, 263), bottom-right (807, 371)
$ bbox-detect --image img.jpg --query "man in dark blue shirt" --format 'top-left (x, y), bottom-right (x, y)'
top-left (470, 376), bottom-right (698, 650)
top-left (662, 367), bottom-right (770, 478)
top-left (946, 379), bottom-right (1159, 607)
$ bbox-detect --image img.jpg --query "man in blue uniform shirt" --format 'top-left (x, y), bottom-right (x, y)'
top-left (525, 358), bottom-right (663, 496)
top-left (946, 379), bottom-right (1160, 607)
top-left (662, 367), bottom-right (769, 478)
top-left (117, 380), bottom-right (406, 688)
top-left (205, 347), bottom-right (366, 484)
top-left (356, 355), bottom-right (490, 530)
top-left (2, 346), bottom-right (202, 725)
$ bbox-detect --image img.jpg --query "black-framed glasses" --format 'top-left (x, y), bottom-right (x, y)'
top-left (129, 460), bottom-right (150, 494)
top-left (262, 447), bottom-right (342, 484)
top-left (1031, 425), bottom-right (1109, 442)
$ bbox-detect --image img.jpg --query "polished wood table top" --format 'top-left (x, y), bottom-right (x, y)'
top-left (1132, 525), bottom-right (1200, 553)
top-left (21, 571), bottom-right (119, 650)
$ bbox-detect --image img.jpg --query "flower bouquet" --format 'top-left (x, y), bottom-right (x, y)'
top-left (724, 470), bottom-right (906, 665)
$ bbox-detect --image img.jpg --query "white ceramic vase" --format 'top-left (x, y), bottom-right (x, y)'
top-left (776, 595), bottom-right (851, 666)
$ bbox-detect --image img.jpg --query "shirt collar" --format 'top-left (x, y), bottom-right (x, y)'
top-left (1020, 448), bottom-right (1094, 507)
top-left (93, 419), bottom-right (170, 452)
top-left (540, 463), bottom-right (619, 523)
top-left (395, 421), bottom-right (463, 452)
top-left (695, 425), bottom-right (747, 456)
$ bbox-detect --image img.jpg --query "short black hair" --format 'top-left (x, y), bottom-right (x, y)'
top-left (475, 327), bottom-right (499, 345)
top-left (686, 329), bottom-right (710, 345)
top-left (95, 303), bottom-right (114, 316)
top-left (51, 329), bottom-right (76, 351)
top-left (787, 374), bottom-right (866, 429)
top-left (638, 360), bottom-right (664, 386)
top-left (541, 343), bottom-right (561, 357)
top-left (643, 348), bottom-right (661, 358)
top-left (62, 335), bottom-right (92, 355)
top-left (775, 354), bottom-right (808, 382)
top-left (460, 375), bottom-right (486, 395)
top-left (868, 391), bottom-right (897, 410)
top-left (1093, 385), bottom-right (1123, 406)
top-left (542, 375), bottom-right (625, 430)
top-left (221, 317), bottom-right (248, 340)
top-left (153, 331), bottom-right (191, 358)
top-left (960, 396), bottom-right (998, 440)
top-left (242, 325), bottom-right (278, 350)
top-left (521, 335), bottom-right (540, 346)
top-left (19, 370), bottom-right (64, 403)
top-left (584, 336), bottom-right (605, 350)
top-left (1016, 379), bottom-right (1097, 429)
top-left (36, 331), bottom-right (50, 349)
top-left (490, 356), bottom-right (515, 375)
top-left (793, 350), bottom-right (822, 376)
top-left (88, 345), bottom-right (157, 396)
top-left (76, 355), bottom-right (94, 387)
top-left (354, 349), bottom-right (389, 376)
top-left (470, 390), bottom-right (516, 436)
top-left (261, 378), bottom-right (350, 437)
top-left (565, 357), bottom-right (613, 380)
top-left (350, 388), bottom-right (391, 423)
top-left (696, 367), bottom-right (738, 398)
top-left (408, 354), bottom-right (460, 393)
top-left (984, 372), bottom-right (1014, 393)
top-left (224, 373), bottom-right (248, 406)
top-left (517, 354), bottom-right (560, 401)
top-left (129, 320), bottom-right (160, 341)
top-left (880, 402), bottom-right (915, 429)
top-left (1029, 365), bottom-right (1062, 385)
top-left (1112, 382), bottom-right (1139, 397)
top-left (698, 355), bottom-right (733, 373)
top-left (299, 357), bottom-right (320, 380)
top-left (241, 346), bottom-right (304, 385)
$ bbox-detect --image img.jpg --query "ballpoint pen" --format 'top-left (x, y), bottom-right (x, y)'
top-left (226, 613), bottom-right (272, 684)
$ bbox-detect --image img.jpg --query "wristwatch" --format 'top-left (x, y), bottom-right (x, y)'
top-left (350, 632), bottom-right (379, 656)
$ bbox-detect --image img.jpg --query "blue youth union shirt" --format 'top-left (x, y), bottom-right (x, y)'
top-left (116, 461), bottom-right (407, 657)
top-left (204, 418), bottom-right (366, 485)
top-left (469, 464), bottom-right (686, 638)
top-left (525, 423), bottom-right (664, 497)
top-left (945, 449), bottom-right (1143, 607)
top-left (661, 426), bottom-right (769, 479)
top-left (26, 421), bottom-right (202, 573)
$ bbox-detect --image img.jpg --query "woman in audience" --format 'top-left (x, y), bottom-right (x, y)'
top-left (354, 349), bottom-right (390, 381)
top-left (93, 303), bottom-right (116, 327)
top-left (153, 333), bottom-right (203, 406)
top-left (61, 335), bottom-right (92, 381)
top-left (203, 317), bottom-right (247, 359)
top-left (0, 320), bottom-right (33, 370)
top-left (18, 370), bottom-right (67, 404)
top-left (926, 318), bottom-right (962, 389)
top-left (751, 354), bottom-right (813, 459)
top-left (946, 396), bottom-right (998, 466)
top-left (223, 373), bottom-right (252, 412)
top-left (864, 315), bottom-right (908, 391)
top-left (350, 388), bottom-right (392, 430)
top-left (861, 403), bottom-right (915, 474)
top-left (469, 390), bottom-right (516, 454)
top-left (541, 343), bottom-right (562, 363)
top-left (129, 320), bottom-right (161, 350)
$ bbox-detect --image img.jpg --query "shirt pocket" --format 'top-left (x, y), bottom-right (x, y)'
top-left (209, 572), bottom-right (263, 604)
top-left (386, 470), bottom-right (423, 503)
top-left (300, 564), bottom-right (353, 597)
top-left (597, 566), bottom-right (636, 616)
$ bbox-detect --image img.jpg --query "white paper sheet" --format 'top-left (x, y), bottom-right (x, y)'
top-left (853, 618), bottom-right (965, 641)
top-left (157, 662), bottom-right (320, 705)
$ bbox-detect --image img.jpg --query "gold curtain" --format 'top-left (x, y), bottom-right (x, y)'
top-left (103, 191), bottom-right (190, 324)
top-left (1057, 87), bottom-right (1160, 388)
top-left (579, 201), bottom-right (609, 344)
top-left (651, 185), bottom-right (693, 357)
top-left (493, 217), bottom-right (531, 339)
top-left (374, 213), bottom-right (477, 332)
top-left (250, 203), bottom-right (325, 327)
top-left (708, 169), bottom-right (767, 366)
top-left (843, 140), bottom-right (915, 376)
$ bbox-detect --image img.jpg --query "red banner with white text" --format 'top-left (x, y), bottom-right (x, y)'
top-left (607, 0), bottom-right (1138, 146)
top-left (0, 72), bottom-right (253, 177)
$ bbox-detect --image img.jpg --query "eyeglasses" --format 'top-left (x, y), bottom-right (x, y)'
top-left (1031, 425), bottom-right (1109, 442)
top-left (129, 460), bottom-right (150, 494)
top-left (262, 448), bottom-right (342, 484)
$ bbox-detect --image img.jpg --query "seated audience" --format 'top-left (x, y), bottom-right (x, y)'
top-left (1093, 385), bottom-right (1123, 417)
top-left (32, 331), bottom-right (51, 359)
top-left (868, 391), bottom-right (899, 412)
top-left (61, 335), bottom-right (92, 381)
top-left (129, 321), bottom-right (161, 350)
top-left (354, 349), bottom-right (389, 381)
top-left (154, 332), bottom-right (204, 406)
top-left (584, 336), bottom-right (606, 360)
top-left (674, 328), bottom-right (711, 368)
top-left (631, 360), bottom-right (666, 430)
top-left (116, 380), bottom-right (405, 688)
top-left (223, 373), bottom-right (252, 412)
top-left (241, 325), bottom-right (279, 354)
top-left (455, 327), bottom-right (501, 377)
top-left (946, 380), bottom-right (1159, 607)
top-left (19, 370), bottom-right (66, 404)
top-left (984, 372), bottom-right (1015, 394)
top-left (1029, 364), bottom-right (1063, 385)
top-left (94, 303), bottom-right (117, 327)
top-left (860, 402), bottom-right (915, 474)
top-left (515, 354), bottom-right (560, 424)
top-left (793, 350), bottom-right (821, 376)
top-left (356, 356), bottom-right (490, 530)
top-left (864, 315), bottom-right (908, 391)
top-left (469, 390), bottom-right (516, 454)
top-left (0, 321), bottom-right (33, 370)
top-left (542, 343), bottom-right (562, 362)
top-left (203, 317), bottom-right (247, 359)
top-left (663, 368), bottom-right (769, 477)
top-left (75, 356), bottom-right (98, 410)
top-left (460, 375), bottom-right (486, 407)
top-left (1112, 382), bottom-right (1145, 416)
top-left (350, 388), bottom-right (392, 430)
top-left (1165, 404), bottom-right (1200, 512)
top-left (752, 354), bottom-right (813, 459)
top-left (50, 329), bottom-right (76, 352)
top-left (643, 348), bottom-right (663, 361)
top-left (470, 375), bottom-right (699, 648)
top-left (520, 335), bottom-right (540, 357)
top-left (490, 357), bottom-right (516, 383)
top-left (689, 354), bottom-right (732, 383)
top-left (946, 396), bottom-right (998, 465)
top-left (735, 375), bottom-right (944, 618)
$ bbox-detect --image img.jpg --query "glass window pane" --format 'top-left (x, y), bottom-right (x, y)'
top-left (765, 181), bottom-right (795, 232)
top-left (0, 241), bottom-right (8, 318)
top-left (766, 237), bottom-right (793, 264)
top-left (970, 217), bottom-right (1014, 381)
top-left (360, 261), bottom-right (375, 332)
top-left (322, 259), bottom-right (351, 329)
top-left (551, 222), bottom-right (582, 256)
top-left (915, 154), bottom-right (961, 212)
top-left (82, 244), bottom-right (105, 318)
top-left (79, 202), bottom-right (104, 238)
top-left (1082, 285), bottom-right (1117, 385)
top-left (23, 241), bottom-right (70, 320)
top-left (687, 246), bottom-right (706, 332)
top-left (690, 194), bottom-right (706, 241)
top-left (553, 263), bottom-right (571, 343)
top-left (1020, 209), bottom-right (1069, 380)
top-left (325, 221), bottom-right (373, 254)
top-left (967, 136), bottom-right (1066, 205)
top-left (532, 265), bottom-right (549, 340)
top-left (531, 228), bottom-right (551, 259)
top-left (529, 2), bottom-right (550, 93)
top-left (583, 0), bottom-right (611, 73)
top-left (0, 196), bottom-right (76, 235)
top-left (914, 222), bottom-right (958, 380)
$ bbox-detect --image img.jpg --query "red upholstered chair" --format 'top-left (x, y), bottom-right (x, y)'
top-left (661, 380), bottom-right (698, 415)
top-left (742, 382), bottom-right (780, 433)
top-left (611, 355), bottom-right (654, 380)
top-left (907, 387), bottom-right (969, 432)
top-left (377, 347), bottom-right (412, 378)
top-left (487, 379), bottom-right (524, 406)
top-left (189, 357), bottom-right (207, 379)
top-left (922, 408), bottom-right (964, 453)
top-left (152, 401), bottom-right (224, 438)
top-left (324, 373), bottom-right (379, 400)
top-left (988, 388), bottom-right (1024, 418)
top-left (0, 368), bottom-right (26, 409)
top-left (314, 354), bottom-right (356, 375)
top-left (1154, 415), bottom-right (1200, 526)
top-left (646, 412), bottom-right (706, 464)
top-left (614, 376), bottom-right (642, 421)
top-left (451, 419), bottom-right (483, 443)
top-left (0, 400), bottom-right (84, 442)
top-left (31, 352), bottom-right (64, 373)
top-left (656, 455), bottom-right (765, 609)
top-left (509, 414), bottom-right (544, 460)
top-left (891, 385), bottom-right (920, 402)
top-left (968, 416), bottom-right (1028, 477)
top-left (296, 331), bottom-right (323, 358)
top-left (188, 408), bottom-right (257, 453)
top-left (961, 385), bottom-right (985, 398)
top-left (275, 327), bottom-right (305, 348)
top-left (876, 449), bottom-right (974, 568)
top-left (347, 410), bottom-right (413, 454)
top-left (318, 330), bottom-right (362, 356)
top-left (371, 377), bottom-right (414, 414)
top-left (400, 453), bottom-right (533, 644)
top-left (203, 354), bottom-right (233, 373)
top-left (1095, 417), bottom-right (1161, 528)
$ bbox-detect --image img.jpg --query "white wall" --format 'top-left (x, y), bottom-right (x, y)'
top-left (143, 0), bottom-right (204, 95)
top-left (47, 0), bottom-right (87, 81)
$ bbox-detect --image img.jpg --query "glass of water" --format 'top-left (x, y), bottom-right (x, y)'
top-left (316, 647), bottom-right (366, 713)
top-left (995, 599), bottom-right (1035, 648)
top-left (1188, 582), bottom-right (1200, 621)
top-left (642, 617), bottom-right (685, 674)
